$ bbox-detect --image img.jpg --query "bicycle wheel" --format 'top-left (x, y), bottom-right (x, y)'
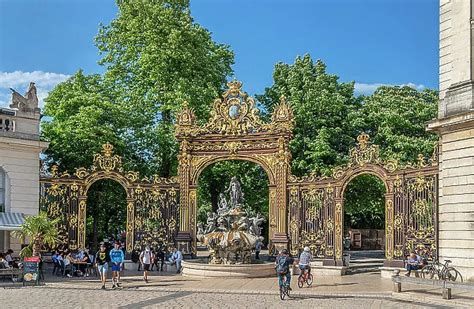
top-left (306, 273), bottom-right (314, 287)
top-left (421, 266), bottom-right (434, 279)
top-left (279, 286), bottom-right (286, 300)
top-left (445, 268), bottom-right (463, 282)
top-left (286, 285), bottom-right (291, 297)
top-left (297, 275), bottom-right (304, 288)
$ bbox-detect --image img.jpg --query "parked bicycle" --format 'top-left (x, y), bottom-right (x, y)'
top-left (297, 268), bottom-right (313, 288)
top-left (421, 258), bottom-right (463, 282)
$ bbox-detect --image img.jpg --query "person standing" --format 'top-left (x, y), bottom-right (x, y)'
top-left (169, 247), bottom-right (183, 274)
top-left (255, 239), bottom-right (263, 260)
top-left (155, 245), bottom-right (165, 272)
top-left (95, 243), bottom-right (110, 289)
top-left (139, 246), bottom-right (154, 283)
top-left (110, 242), bottom-right (125, 288)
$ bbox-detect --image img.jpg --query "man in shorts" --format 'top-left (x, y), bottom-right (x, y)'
top-left (95, 243), bottom-right (110, 289)
top-left (140, 246), bottom-right (154, 283)
top-left (109, 241), bottom-right (125, 289)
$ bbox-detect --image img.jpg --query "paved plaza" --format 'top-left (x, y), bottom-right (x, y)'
top-left (1, 270), bottom-right (473, 308)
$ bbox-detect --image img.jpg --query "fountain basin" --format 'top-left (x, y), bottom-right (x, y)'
top-left (181, 259), bottom-right (276, 278)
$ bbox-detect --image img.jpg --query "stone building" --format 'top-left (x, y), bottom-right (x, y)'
top-left (0, 83), bottom-right (48, 253)
top-left (427, 0), bottom-right (474, 281)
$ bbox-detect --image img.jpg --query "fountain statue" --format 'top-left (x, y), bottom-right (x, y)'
top-left (197, 177), bottom-right (265, 264)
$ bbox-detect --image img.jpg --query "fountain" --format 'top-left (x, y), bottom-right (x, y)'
top-left (181, 177), bottom-right (276, 278)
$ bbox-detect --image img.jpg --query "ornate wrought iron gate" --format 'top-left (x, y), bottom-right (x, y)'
top-left (287, 133), bottom-right (438, 266)
top-left (40, 81), bottom-right (438, 265)
top-left (40, 143), bottom-right (179, 253)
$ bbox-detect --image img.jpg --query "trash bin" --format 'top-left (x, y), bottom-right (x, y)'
top-left (343, 253), bottom-right (350, 267)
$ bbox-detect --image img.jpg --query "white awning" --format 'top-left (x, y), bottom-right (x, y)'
top-left (0, 212), bottom-right (25, 231)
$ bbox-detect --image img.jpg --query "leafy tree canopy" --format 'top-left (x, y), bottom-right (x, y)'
top-left (257, 54), bottom-right (360, 176)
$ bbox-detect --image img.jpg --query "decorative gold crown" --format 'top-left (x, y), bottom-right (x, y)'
top-left (357, 132), bottom-right (370, 145)
top-left (102, 143), bottom-right (114, 156)
top-left (227, 80), bottom-right (242, 91)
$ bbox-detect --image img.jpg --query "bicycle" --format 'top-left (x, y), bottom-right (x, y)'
top-left (297, 266), bottom-right (313, 288)
top-left (421, 258), bottom-right (463, 282)
top-left (279, 274), bottom-right (291, 300)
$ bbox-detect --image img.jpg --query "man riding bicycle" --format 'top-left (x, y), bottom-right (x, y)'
top-left (298, 246), bottom-right (312, 275)
top-left (275, 249), bottom-right (294, 291)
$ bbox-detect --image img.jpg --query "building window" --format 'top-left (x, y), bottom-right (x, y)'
top-left (0, 168), bottom-right (5, 212)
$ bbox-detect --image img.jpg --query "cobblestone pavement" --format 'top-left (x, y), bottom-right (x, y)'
top-left (1, 270), bottom-right (472, 308)
top-left (0, 286), bottom-right (461, 308)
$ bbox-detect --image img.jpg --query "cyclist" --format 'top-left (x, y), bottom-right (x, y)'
top-left (298, 246), bottom-right (312, 276)
top-left (275, 249), bottom-right (294, 291)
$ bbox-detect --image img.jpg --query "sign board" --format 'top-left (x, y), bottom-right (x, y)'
top-left (22, 256), bottom-right (40, 286)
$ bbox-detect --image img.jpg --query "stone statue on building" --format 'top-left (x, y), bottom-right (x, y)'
top-left (9, 82), bottom-right (39, 112)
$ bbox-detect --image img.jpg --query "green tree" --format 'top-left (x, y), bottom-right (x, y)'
top-left (351, 86), bottom-right (438, 163)
top-left (13, 212), bottom-right (59, 258)
top-left (95, 0), bottom-right (234, 177)
top-left (41, 70), bottom-right (127, 172)
top-left (257, 54), bottom-right (360, 176)
top-left (343, 175), bottom-right (385, 230)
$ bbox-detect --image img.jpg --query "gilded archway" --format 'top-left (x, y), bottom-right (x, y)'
top-left (175, 80), bottom-right (294, 254)
top-left (40, 143), bottom-right (179, 253)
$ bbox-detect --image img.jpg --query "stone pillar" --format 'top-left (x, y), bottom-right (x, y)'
top-left (427, 0), bottom-right (474, 281)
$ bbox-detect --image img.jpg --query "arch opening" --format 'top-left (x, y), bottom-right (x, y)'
top-left (196, 159), bottom-right (270, 254)
top-left (85, 178), bottom-right (127, 251)
top-left (342, 173), bottom-right (386, 260)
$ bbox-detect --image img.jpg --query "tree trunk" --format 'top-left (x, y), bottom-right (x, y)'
top-left (32, 236), bottom-right (43, 257)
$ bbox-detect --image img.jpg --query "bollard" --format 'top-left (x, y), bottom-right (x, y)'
top-left (393, 269), bottom-right (401, 293)
top-left (442, 287), bottom-right (452, 300)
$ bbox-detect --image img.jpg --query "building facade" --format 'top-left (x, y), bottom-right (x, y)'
top-left (0, 83), bottom-right (48, 253)
top-left (427, 0), bottom-right (474, 281)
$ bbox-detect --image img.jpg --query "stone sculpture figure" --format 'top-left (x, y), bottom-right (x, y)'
top-left (10, 82), bottom-right (39, 111)
top-left (249, 213), bottom-right (266, 236)
top-left (205, 212), bottom-right (217, 233)
top-left (217, 193), bottom-right (229, 215)
top-left (225, 176), bottom-right (244, 207)
top-left (199, 176), bottom-right (267, 264)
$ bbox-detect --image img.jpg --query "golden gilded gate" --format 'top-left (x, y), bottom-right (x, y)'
top-left (40, 143), bottom-right (179, 253)
top-left (41, 81), bottom-right (438, 266)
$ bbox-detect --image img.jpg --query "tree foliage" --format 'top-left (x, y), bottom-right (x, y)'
top-left (351, 86), bottom-right (438, 163)
top-left (96, 0), bottom-right (234, 177)
top-left (343, 175), bottom-right (385, 230)
top-left (13, 211), bottom-right (59, 257)
top-left (257, 54), bottom-right (359, 176)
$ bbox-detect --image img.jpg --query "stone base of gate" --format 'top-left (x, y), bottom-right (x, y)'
top-left (290, 262), bottom-right (348, 276)
top-left (181, 260), bottom-right (276, 278)
top-left (379, 267), bottom-right (405, 279)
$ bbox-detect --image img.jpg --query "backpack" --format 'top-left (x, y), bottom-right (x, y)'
top-left (276, 255), bottom-right (289, 274)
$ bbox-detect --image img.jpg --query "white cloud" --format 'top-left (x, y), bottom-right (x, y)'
top-left (354, 82), bottom-right (426, 96)
top-left (0, 71), bottom-right (71, 108)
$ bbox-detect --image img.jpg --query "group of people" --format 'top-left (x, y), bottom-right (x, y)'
top-left (51, 248), bottom-right (93, 277)
top-left (275, 246), bottom-right (313, 290)
top-left (94, 242), bottom-right (183, 290)
top-left (0, 249), bottom-right (18, 269)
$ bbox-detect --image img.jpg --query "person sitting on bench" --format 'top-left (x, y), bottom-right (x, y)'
top-left (405, 252), bottom-right (422, 277)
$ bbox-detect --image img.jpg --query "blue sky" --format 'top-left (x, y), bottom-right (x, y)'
top-left (0, 0), bottom-right (439, 108)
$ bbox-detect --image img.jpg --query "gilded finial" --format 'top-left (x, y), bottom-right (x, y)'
top-left (227, 80), bottom-right (243, 91)
top-left (357, 132), bottom-right (370, 148)
top-left (102, 143), bottom-right (114, 156)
